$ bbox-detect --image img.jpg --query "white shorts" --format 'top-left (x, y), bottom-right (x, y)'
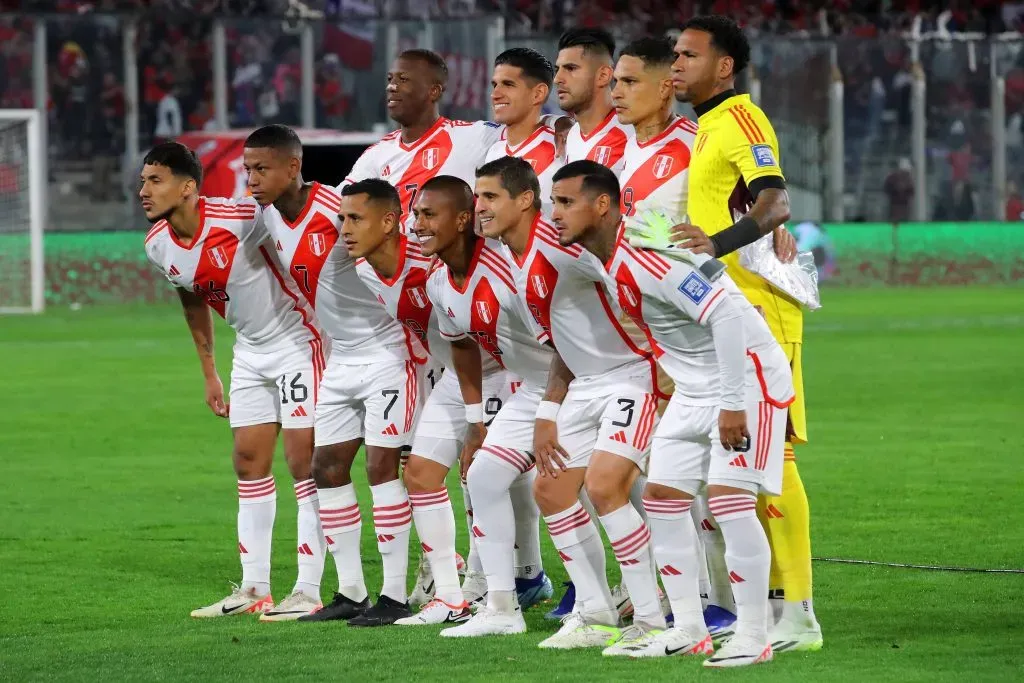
top-left (315, 355), bottom-right (422, 449)
top-left (649, 388), bottom-right (791, 496)
top-left (557, 365), bottom-right (659, 470)
top-left (412, 369), bottom-right (520, 468)
top-left (473, 380), bottom-right (543, 472)
top-left (229, 342), bottom-right (324, 430)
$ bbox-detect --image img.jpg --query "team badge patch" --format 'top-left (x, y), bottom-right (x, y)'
top-left (593, 146), bottom-right (612, 166)
top-left (530, 274), bottom-right (549, 298)
top-left (422, 147), bottom-right (440, 170)
top-left (308, 232), bottom-right (327, 257)
top-left (475, 301), bottom-right (493, 324)
top-left (679, 272), bottom-right (711, 304)
top-left (751, 144), bottom-right (776, 168)
top-left (407, 286), bottom-right (429, 309)
top-left (653, 154), bottom-right (674, 179)
top-left (208, 246), bottom-right (229, 269)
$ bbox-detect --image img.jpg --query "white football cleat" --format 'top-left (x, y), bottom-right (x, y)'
top-left (439, 606), bottom-right (526, 638)
top-left (537, 612), bottom-right (621, 650)
top-left (627, 626), bottom-right (715, 658)
top-left (190, 584), bottom-right (273, 618)
top-left (769, 617), bottom-right (824, 653)
top-left (704, 634), bottom-right (773, 668)
top-left (602, 624), bottom-right (663, 657)
top-left (394, 598), bottom-right (472, 626)
top-left (462, 570), bottom-right (488, 606)
top-left (409, 554), bottom-right (435, 608)
top-left (259, 590), bottom-right (322, 622)
top-left (611, 583), bottom-right (633, 619)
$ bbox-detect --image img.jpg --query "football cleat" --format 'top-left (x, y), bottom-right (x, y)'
top-left (440, 605), bottom-right (526, 638)
top-left (190, 584), bottom-right (273, 618)
top-left (409, 554), bottom-right (435, 608)
top-left (259, 590), bottom-right (322, 622)
top-left (348, 594), bottom-right (413, 627)
top-left (602, 624), bottom-right (663, 657)
top-left (515, 571), bottom-right (553, 610)
top-left (394, 598), bottom-right (472, 626)
top-left (545, 581), bottom-right (576, 620)
top-left (704, 604), bottom-right (737, 644)
top-left (297, 592), bottom-right (371, 622)
top-left (704, 634), bottom-right (773, 668)
top-left (611, 583), bottom-right (633, 619)
top-left (769, 617), bottom-right (824, 653)
top-left (627, 626), bottom-right (715, 659)
top-left (462, 569), bottom-right (488, 606)
top-left (537, 612), bottom-right (621, 650)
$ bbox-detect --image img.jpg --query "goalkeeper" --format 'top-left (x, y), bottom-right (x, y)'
top-left (657, 15), bottom-right (823, 653)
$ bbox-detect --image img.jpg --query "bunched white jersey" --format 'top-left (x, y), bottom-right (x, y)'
top-left (565, 110), bottom-right (632, 176)
top-left (144, 196), bottom-right (322, 353)
top-left (605, 233), bottom-right (794, 408)
top-left (508, 214), bottom-right (659, 394)
top-left (619, 116), bottom-right (698, 218)
top-left (341, 117), bottom-right (503, 232)
top-left (262, 182), bottom-right (418, 362)
top-left (428, 237), bottom-right (552, 386)
top-left (485, 124), bottom-right (563, 212)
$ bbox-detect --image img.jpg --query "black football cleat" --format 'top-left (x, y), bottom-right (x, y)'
top-left (347, 594), bottom-right (413, 627)
top-left (297, 592), bottom-right (371, 622)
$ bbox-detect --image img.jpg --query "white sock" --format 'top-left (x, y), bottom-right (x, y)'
top-left (781, 598), bottom-right (818, 627)
top-left (238, 476), bottom-right (275, 595)
top-left (696, 493), bottom-right (735, 613)
top-left (410, 487), bottom-right (463, 605)
top-left (293, 479), bottom-right (324, 598)
top-left (545, 501), bottom-right (617, 625)
top-left (600, 504), bottom-right (665, 629)
top-left (510, 468), bottom-right (543, 580)
top-left (465, 448), bottom-right (521, 594)
top-left (644, 497), bottom-right (703, 630)
top-left (709, 493), bottom-right (770, 642)
top-left (461, 481), bottom-right (483, 573)
top-left (318, 484), bottom-right (366, 603)
top-left (371, 479), bottom-right (413, 603)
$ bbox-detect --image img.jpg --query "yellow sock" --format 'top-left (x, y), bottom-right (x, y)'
top-left (760, 445), bottom-right (813, 603)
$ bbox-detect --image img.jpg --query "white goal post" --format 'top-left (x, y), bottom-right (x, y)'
top-left (0, 108), bottom-right (44, 314)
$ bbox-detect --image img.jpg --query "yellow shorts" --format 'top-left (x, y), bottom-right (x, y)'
top-left (780, 342), bottom-right (807, 444)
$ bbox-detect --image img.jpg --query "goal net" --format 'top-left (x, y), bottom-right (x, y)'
top-left (0, 109), bottom-right (44, 314)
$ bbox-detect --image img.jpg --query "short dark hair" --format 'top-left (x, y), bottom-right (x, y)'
top-left (341, 178), bottom-right (401, 214)
top-left (398, 48), bottom-right (449, 86)
top-left (557, 28), bottom-right (615, 60)
top-left (619, 36), bottom-right (676, 69)
top-left (245, 124), bottom-right (302, 155)
top-left (143, 141), bottom-right (203, 185)
top-left (682, 15), bottom-right (751, 74)
top-left (421, 175), bottom-right (475, 214)
top-left (475, 156), bottom-right (542, 212)
top-left (552, 160), bottom-right (621, 206)
top-left (494, 47), bottom-right (554, 89)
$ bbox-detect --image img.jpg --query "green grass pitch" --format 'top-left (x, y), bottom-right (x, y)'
top-left (1, 286), bottom-right (1022, 682)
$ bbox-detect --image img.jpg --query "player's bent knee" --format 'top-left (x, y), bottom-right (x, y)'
top-left (532, 473), bottom-right (578, 516)
top-left (311, 440), bottom-right (360, 487)
top-left (402, 455), bottom-right (447, 494)
top-left (643, 481), bottom-right (693, 501)
top-left (281, 428), bottom-right (315, 481)
top-left (364, 446), bottom-right (402, 486)
top-left (584, 470), bottom-right (633, 515)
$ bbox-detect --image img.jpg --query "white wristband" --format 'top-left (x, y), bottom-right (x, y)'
top-left (465, 403), bottom-right (484, 424)
top-left (535, 401), bottom-right (561, 422)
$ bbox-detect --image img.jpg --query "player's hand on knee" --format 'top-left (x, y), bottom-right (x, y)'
top-left (533, 419), bottom-right (568, 478)
top-left (205, 376), bottom-right (229, 418)
top-left (460, 424), bottom-right (487, 482)
top-left (669, 223), bottom-right (714, 256)
top-left (718, 409), bottom-right (750, 451)
top-left (772, 226), bottom-right (797, 263)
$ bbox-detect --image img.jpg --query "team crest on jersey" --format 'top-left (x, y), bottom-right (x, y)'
top-left (407, 286), bottom-right (429, 309)
top-left (208, 246), bottom-right (229, 269)
top-left (530, 274), bottom-right (549, 299)
top-left (593, 146), bottom-right (612, 166)
top-left (422, 147), bottom-right (440, 170)
top-left (475, 300), bottom-right (493, 324)
top-left (618, 282), bottom-right (639, 307)
top-left (653, 155), bottom-right (674, 179)
top-left (679, 272), bottom-right (711, 304)
top-left (308, 233), bottom-right (327, 257)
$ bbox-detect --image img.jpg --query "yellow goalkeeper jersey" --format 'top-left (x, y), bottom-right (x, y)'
top-left (688, 92), bottom-right (802, 344)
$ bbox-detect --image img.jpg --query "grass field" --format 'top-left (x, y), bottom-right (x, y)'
top-left (2, 286), bottom-right (1023, 682)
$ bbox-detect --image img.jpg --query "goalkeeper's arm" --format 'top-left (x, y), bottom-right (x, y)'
top-left (709, 180), bottom-right (791, 257)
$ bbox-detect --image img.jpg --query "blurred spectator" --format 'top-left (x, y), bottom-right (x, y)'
top-left (1007, 181), bottom-right (1024, 221)
top-left (93, 72), bottom-right (124, 200)
top-left (317, 54), bottom-right (348, 128)
top-left (154, 84), bottom-right (183, 143)
top-left (934, 179), bottom-right (977, 221)
top-left (884, 157), bottom-right (915, 223)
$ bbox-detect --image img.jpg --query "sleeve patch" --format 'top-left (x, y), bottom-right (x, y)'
top-left (679, 272), bottom-right (712, 304)
top-left (751, 144), bottom-right (777, 168)
top-left (484, 121), bottom-right (501, 128)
